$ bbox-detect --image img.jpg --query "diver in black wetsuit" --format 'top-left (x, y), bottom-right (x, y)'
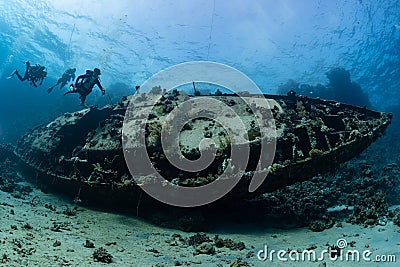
top-left (8, 61), bottom-right (47, 87)
top-left (64, 68), bottom-right (105, 107)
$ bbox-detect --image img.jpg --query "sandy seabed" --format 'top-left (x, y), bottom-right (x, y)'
top-left (0, 180), bottom-right (399, 267)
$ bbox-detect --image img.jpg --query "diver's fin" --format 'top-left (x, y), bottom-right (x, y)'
top-left (6, 70), bottom-right (17, 79)
top-left (47, 86), bottom-right (54, 94)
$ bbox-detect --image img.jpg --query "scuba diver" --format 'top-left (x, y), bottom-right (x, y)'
top-left (47, 68), bottom-right (76, 93)
top-left (64, 68), bottom-right (105, 107)
top-left (8, 61), bottom-right (47, 87)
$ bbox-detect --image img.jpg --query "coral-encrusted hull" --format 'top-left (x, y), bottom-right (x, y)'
top-left (13, 91), bottom-right (392, 205)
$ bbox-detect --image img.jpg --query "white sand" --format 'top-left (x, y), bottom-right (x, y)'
top-left (1, 182), bottom-right (399, 267)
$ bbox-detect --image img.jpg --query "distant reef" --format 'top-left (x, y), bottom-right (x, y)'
top-left (277, 67), bottom-right (371, 108)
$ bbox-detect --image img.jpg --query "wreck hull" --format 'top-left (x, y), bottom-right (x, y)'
top-left (11, 92), bottom-right (392, 206)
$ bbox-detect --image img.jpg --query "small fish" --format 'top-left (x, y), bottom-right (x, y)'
top-left (395, 24), bottom-right (400, 30)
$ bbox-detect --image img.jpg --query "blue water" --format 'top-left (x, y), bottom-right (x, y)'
top-left (0, 0), bottom-right (399, 143)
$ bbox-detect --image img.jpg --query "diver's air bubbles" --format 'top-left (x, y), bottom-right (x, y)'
top-left (7, 54), bottom-right (14, 63)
